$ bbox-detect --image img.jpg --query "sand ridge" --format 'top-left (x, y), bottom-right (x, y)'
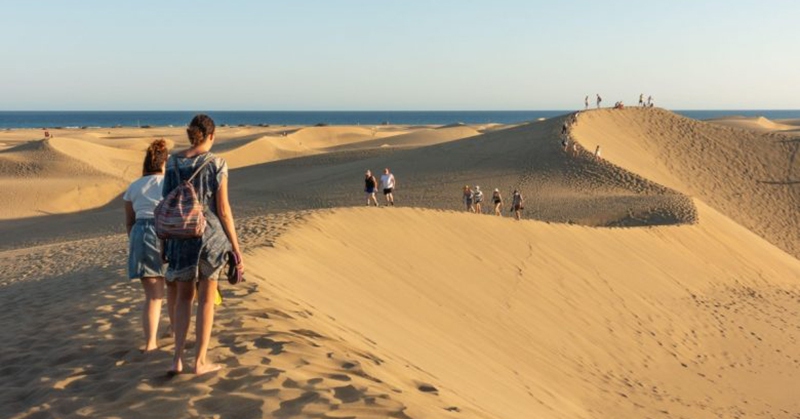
top-left (571, 107), bottom-right (800, 258)
top-left (1, 109), bottom-right (799, 418)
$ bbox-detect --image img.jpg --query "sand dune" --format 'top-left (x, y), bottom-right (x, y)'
top-left (0, 140), bottom-right (129, 219)
top-left (1, 109), bottom-right (799, 418)
top-left (705, 116), bottom-right (797, 132)
top-left (327, 125), bottom-right (481, 151)
top-left (571, 108), bottom-right (800, 258)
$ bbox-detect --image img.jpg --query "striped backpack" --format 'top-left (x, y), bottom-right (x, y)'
top-left (154, 156), bottom-right (214, 240)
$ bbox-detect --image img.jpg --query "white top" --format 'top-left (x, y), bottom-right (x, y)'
top-left (123, 175), bottom-right (164, 219)
top-left (380, 173), bottom-right (395, 189)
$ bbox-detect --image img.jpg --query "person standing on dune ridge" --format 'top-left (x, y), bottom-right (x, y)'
top-left (463, 185), bottom-right (474, 213)
top-left (639, 93), bottom-right (644, 107)
top-left (584, 95), bottom-right (589, 110)
top-left (511, 189), bottom-right (524, 220)
top-left (596, 94), bottom-right (602, 109)
top-left (474, 185), bottom-right (484, 214)
top-left (492, 188), bottom-right (503, 216)
top-left (364, 170), bottom-right (379, 207)
top-left (381, 167), bottom-right (396, 206)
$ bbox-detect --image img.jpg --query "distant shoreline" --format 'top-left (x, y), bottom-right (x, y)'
top-left (1, 109), bottom-right (799, 129)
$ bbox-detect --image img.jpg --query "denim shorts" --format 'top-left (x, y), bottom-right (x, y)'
top-left (128, 219), bottom-right (167, 279)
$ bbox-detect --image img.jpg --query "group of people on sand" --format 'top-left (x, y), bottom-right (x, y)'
top-left (585, 94), bottom-right (654, 110)
top-left (462, 185), bottom-right (525, 220)
top-left (364, 168), bottom-right (396, 206)
top-left (123, 114), bottom-right (244, 376)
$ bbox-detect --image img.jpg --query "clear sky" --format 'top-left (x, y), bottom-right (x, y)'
top-left (1, 0), bottom-right (797, 110)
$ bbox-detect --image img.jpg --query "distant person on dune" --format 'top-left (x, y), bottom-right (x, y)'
top-left (584, 95), bottom-right (589, 110)
top-left (364, 170), bottom-right (379, 207)
top-left (463, 185), bottom-right (474, 212)
top-left (381, 168), bottom-right (396, 206)
top-left (124, 139), bottom-right (172, 353)
top-left (595, 145), bottom-right (602, 159)
top-left (647, 95), bottom-right (653, 107)
top-left (596, 94), bottom-right (602, 109)
top-left (473, 185), bottom-right (484, 214)
top-left (639, 93), bottom-right (644, 107)
top-left (492, 188), bottom-right (503, 216)
top-left (163, 114), bottom-right (244, 376)
top-left (511, 189), bottom-right (524, 220)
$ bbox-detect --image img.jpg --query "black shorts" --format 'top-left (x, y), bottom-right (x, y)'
top-left (383, 188), bottom-right (393, 195)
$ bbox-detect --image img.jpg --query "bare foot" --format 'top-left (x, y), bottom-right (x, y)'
top-left (194, 362), bottom-right (222, 375)
top-left (167, 357), bottom-right (183, 377)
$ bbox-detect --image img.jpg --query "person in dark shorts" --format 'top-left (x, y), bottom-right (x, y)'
top-left (511, 189), bottom-right (524, 220)
top-left (463, 185), bottom-right (474, 212)
top-left (380, 168), bottom-right (396, 206)
top-left (492, 188), bottom-right (503, 216)
top-left (364, 170), bottom-right (379, 207)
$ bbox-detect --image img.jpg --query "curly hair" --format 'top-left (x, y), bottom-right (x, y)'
top-left (186, 114), bottom-right (216, 146)
top-left (143, 138), bottom-right (169, 174)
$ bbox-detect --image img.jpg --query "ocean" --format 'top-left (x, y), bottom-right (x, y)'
top-left (1, 110), bottom-right (799, 129)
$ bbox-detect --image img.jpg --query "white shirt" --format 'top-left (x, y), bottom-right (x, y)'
top-left (380, 173), bottom-right (395, 189)
top-left (123, 175), bottom-right (164, 219)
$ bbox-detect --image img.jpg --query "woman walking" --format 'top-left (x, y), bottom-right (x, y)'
top-left (463, 185), bottom-right (474, 213)
top-left (364, 170), bottom-right (379, 207)
top-left (511, 189), bottom-right (524, 220)
top-left (124, 139), bottom-right (173, 352)
top-left (473, 185), bottom-right (484, 214)
top-left (164, 114), bottom-right (243, 376)
top-left (492, 188), bottom-right (503, 216)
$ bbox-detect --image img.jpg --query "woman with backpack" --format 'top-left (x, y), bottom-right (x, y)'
top-left (123, 139), bottom-right (172, 353)
top-left (162, 114), bottom-right (243, 376)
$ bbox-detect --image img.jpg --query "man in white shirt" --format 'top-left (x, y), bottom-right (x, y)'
top-left (380, 167), bottom-right (396, 206)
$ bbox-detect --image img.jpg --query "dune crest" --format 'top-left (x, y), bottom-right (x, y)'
top-left (571, 108), bottom-right (800, 258)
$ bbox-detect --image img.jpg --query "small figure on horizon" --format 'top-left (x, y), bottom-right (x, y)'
top-left (511, 189), bottom-right (524, 220)
top-left (474, 185), bottom-right (484, 214)
top-left (463, 185), bottom-right (474, 213)
top-left (639, 93), bottom-right (644, 107)
top-left (364, 170), bottom-right (379, 207)
top-left (647, 95), bottom-right (653, 107)
top-left (492, 188), bottom-right (503, 216)
top-left (596, 94), bottom-right (602, 109)
top-left (595, 145), bottom-right (602, 159)
top-left (381, 167), bottom-right (396, 206)
top-left (614, 101), bottom-right (625, 109)
top-left (584, 95), bottom-right (589, 110)
top-left (561, 121), bottom-right (568, 136)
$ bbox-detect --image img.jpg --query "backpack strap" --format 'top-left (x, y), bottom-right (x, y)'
top-left (187, 155), bottom-right (215, 183)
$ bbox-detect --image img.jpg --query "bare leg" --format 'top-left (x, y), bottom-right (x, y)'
top-left (387, 193), bottom-right (394, 206)
top-left (195, 279), bottom-right (221, 375)
top-left (515, 209), bottom-right (521, 220)
top-left (370, 193), bottom-right (379, 207)
top-left (141, 277), bottom-right (165, 352)
top-left (475, 203), bottom-right (482, 214)
top-left (165, 281), bottom-right (177, 337)
top-left (170, 281), bottom-right (195, 374)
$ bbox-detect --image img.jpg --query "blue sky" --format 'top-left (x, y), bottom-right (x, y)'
top-left (1, 0), bottom-right (797, 110)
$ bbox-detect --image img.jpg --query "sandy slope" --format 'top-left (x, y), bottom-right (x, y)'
top-left (3, 205), bottom-right (798, 418)
top-left (571, 108), bottom-right (800, 258)
top-left (706, 116), bottom-right (797, 132)
top-left (1, 110), bottom-right (799, 418)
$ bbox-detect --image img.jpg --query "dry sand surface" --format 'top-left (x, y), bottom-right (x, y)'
top-left (1, 110), bottom-right (798, 418)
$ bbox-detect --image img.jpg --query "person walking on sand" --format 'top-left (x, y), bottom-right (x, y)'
top-left (381, 168), bottom-right (396, 206)
top-left (473, 185), bottom-right (484, 214)
top-left (463, 185), bottom-right (474, 213)
top-left (596, 94), bottom-right (602, 109)
top-left (639, 93), bottom-right (644, 107)
top-left (595, 145), bottom-right (602, 159)
top-left (584, 95), bottom-right (589, 110)
top-left (124, 139), bottom-right (173, 353)
top-left (647, 95), bottom-right (653, 107)
top-left (163, 114), bottom-right (244, 376)
top-left (492, 188), bottom-right (503, 216)
top-left (511, 189), bottom-right (524, 220)
top-left (364, 170), bottom-right (379, 207)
